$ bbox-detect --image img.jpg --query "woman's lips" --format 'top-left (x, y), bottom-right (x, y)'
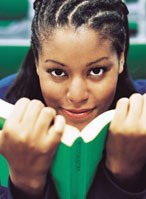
top-left (61, 108), bottom-right (94, 120)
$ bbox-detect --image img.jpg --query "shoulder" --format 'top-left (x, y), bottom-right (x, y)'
top-left (0, 74), bottom-right (16, 100)
top-left (0, 186), bottom-right (8, 198)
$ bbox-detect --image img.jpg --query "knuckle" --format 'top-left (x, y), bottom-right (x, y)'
top-left (3, 121), bottom-right (16, 134)
top-left (52, 131), bottom-right (63, 145)
top-left (138, 121), bottom-right (146, 134)
top-left (109, 124), bottom-right (122, 135)
top-left (50, 139), bottom-right (60, 150)
top-left (3, 122), bottom-right (26, 142)
top-left (29, 99), bottom-right (44, 108)
top-left (54, 128), bottom-right (63, 136)
top-left (116, 97), bottom-right (129, 107)
top-left (35, 142), bottom-right (50, 155)
top-left (130, 93), bottom-right (142, 101)
top-left (142, 128), bottom-right (146, 135)
top-left (42, 107), bottom-right (56, 116)
top-left (56, 115), bottom-right (66, 123)
top-left (109, 122), bottom-right (135, 135)
top-left (123, 121), bottom-right (138, 134)
top-left (141, 127), bottom-right (146, 134)
top-left (28, 143), bottom-right (39, 153)
top-left (17, 136), bottom-right (27, 146)
top-left (143, 93), bottom-right (146, 100)
top-left (39, 146), bottom-right (50, 155)
top-left (16, 98), bottom-right (30, 105)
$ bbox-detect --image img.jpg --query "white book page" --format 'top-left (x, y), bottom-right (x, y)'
top-left (0, 99), bottom-right (115, 146)
top-left (0, 99), bottom-right (14, 119)
top-left (61, 110), bottom-right (115, 146)
top-left (81, 110), bottom-right (115, 142)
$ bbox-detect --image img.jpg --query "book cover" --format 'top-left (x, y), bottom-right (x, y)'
top-left (0, 99), bottom-right (114, 198)
top-left (51, 110), bottom-right (114, 199)
top-left (0, 99), bottom-right (13, 186)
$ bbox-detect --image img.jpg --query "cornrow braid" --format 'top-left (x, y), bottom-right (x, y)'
top-left (70, 2), bottom-right (103, 27)
top-left (71, 2), bottom-right (126, 26)
top-left (31, 0), bottom-right (44, 58)
top-left (43, 0), bottom-right (65, 26)
top-left (88, 10), bottom-right (126, 55)
top-left (33, 0), bottom-right (43, 11)
top-left (32, 0), bottom-right (129, 60)
top-left (56, 0), bottom-right (85, 25)
top-left (32, 0), bottom-right (65, 58)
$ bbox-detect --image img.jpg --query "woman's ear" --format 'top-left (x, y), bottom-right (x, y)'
top-left (36, 66), bottom-right (39, 76)
top-left (35, 59), bottom-right (39, 76)
top-left (119, 51), bottom-right (125, 74)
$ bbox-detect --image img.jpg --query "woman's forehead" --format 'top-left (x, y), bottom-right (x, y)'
top-left (38, 27), bottom-right (117, 67)
top-left (41, 26), bottom-right (113, 49)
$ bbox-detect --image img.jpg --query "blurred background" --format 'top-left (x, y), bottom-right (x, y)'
top-left (0, 0), bottom-right (146, 79)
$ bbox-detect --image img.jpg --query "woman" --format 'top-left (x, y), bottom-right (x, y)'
top-left (0, 0), bottom-right (146, 198)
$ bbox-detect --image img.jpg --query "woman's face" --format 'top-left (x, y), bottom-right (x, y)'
top-left (36, 27), bottom-right (123, 130)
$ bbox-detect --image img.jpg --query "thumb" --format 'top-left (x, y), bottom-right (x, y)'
top-left (48, 115), bottom-right (66, 148)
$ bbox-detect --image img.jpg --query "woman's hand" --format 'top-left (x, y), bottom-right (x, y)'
top-left (105, 93), bottom-right (146, 184)
top-left (0, 98), bottom-right (65, 195)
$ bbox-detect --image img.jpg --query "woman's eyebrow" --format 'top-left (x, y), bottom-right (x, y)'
top-left (86, 57), bottom-right (109, 67)
top-left (45, 57), bottom-right (109, 67)
top-left (45, 59), bottom-right (66, 67)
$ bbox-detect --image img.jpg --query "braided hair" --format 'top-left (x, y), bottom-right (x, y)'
top-left (32, 0), bottom-right (129, 60)
top-left (6, 0), bottom-right (136, 106)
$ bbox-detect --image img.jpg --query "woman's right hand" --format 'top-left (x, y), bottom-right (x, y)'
top-left (0, 98), bottom-right (65, 195)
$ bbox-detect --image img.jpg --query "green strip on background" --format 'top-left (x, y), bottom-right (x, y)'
top-left (0, 0), bottom-right (29, 20)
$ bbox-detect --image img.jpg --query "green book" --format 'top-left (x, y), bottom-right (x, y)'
top-left (51, 110), bottom-right (114, 199)
top-left (0, 99), bottom-right (14, 187)
top-left (0, 99), bottom-right (115, 198)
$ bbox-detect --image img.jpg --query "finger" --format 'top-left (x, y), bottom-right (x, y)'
top-left (20, 100), bottom-right (44, 130)
top-left (126, 94), bottom-right (143, 121)
top-left (111, 97), bottom-right (129, 126)
top-left (33, 107), bottom-right (56, 138)
top-left (47, 115), bottom-right (66, 148)
top-left (8, 98), bottom-right (30, 123)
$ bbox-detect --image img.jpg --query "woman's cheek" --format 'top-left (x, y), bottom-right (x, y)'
top-left (96, 79), bottom-right (118, 110)
top-left (40, 82), bottom-right (64, 108)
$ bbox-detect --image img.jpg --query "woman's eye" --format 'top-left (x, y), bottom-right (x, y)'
top-left (89, 68), bottom-right (105, 76)
top-left (49, 69), bottom-right (66, 77)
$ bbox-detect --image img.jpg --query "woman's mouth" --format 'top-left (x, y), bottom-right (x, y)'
top-left (61, 108), bottom-right (94, 120)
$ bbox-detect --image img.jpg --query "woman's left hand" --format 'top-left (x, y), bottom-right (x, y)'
top-left (105, 93), bottom-right (146, 183)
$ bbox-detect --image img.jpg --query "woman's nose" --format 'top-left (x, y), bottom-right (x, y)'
top-left (67, 77), bottom-right (89, 104)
